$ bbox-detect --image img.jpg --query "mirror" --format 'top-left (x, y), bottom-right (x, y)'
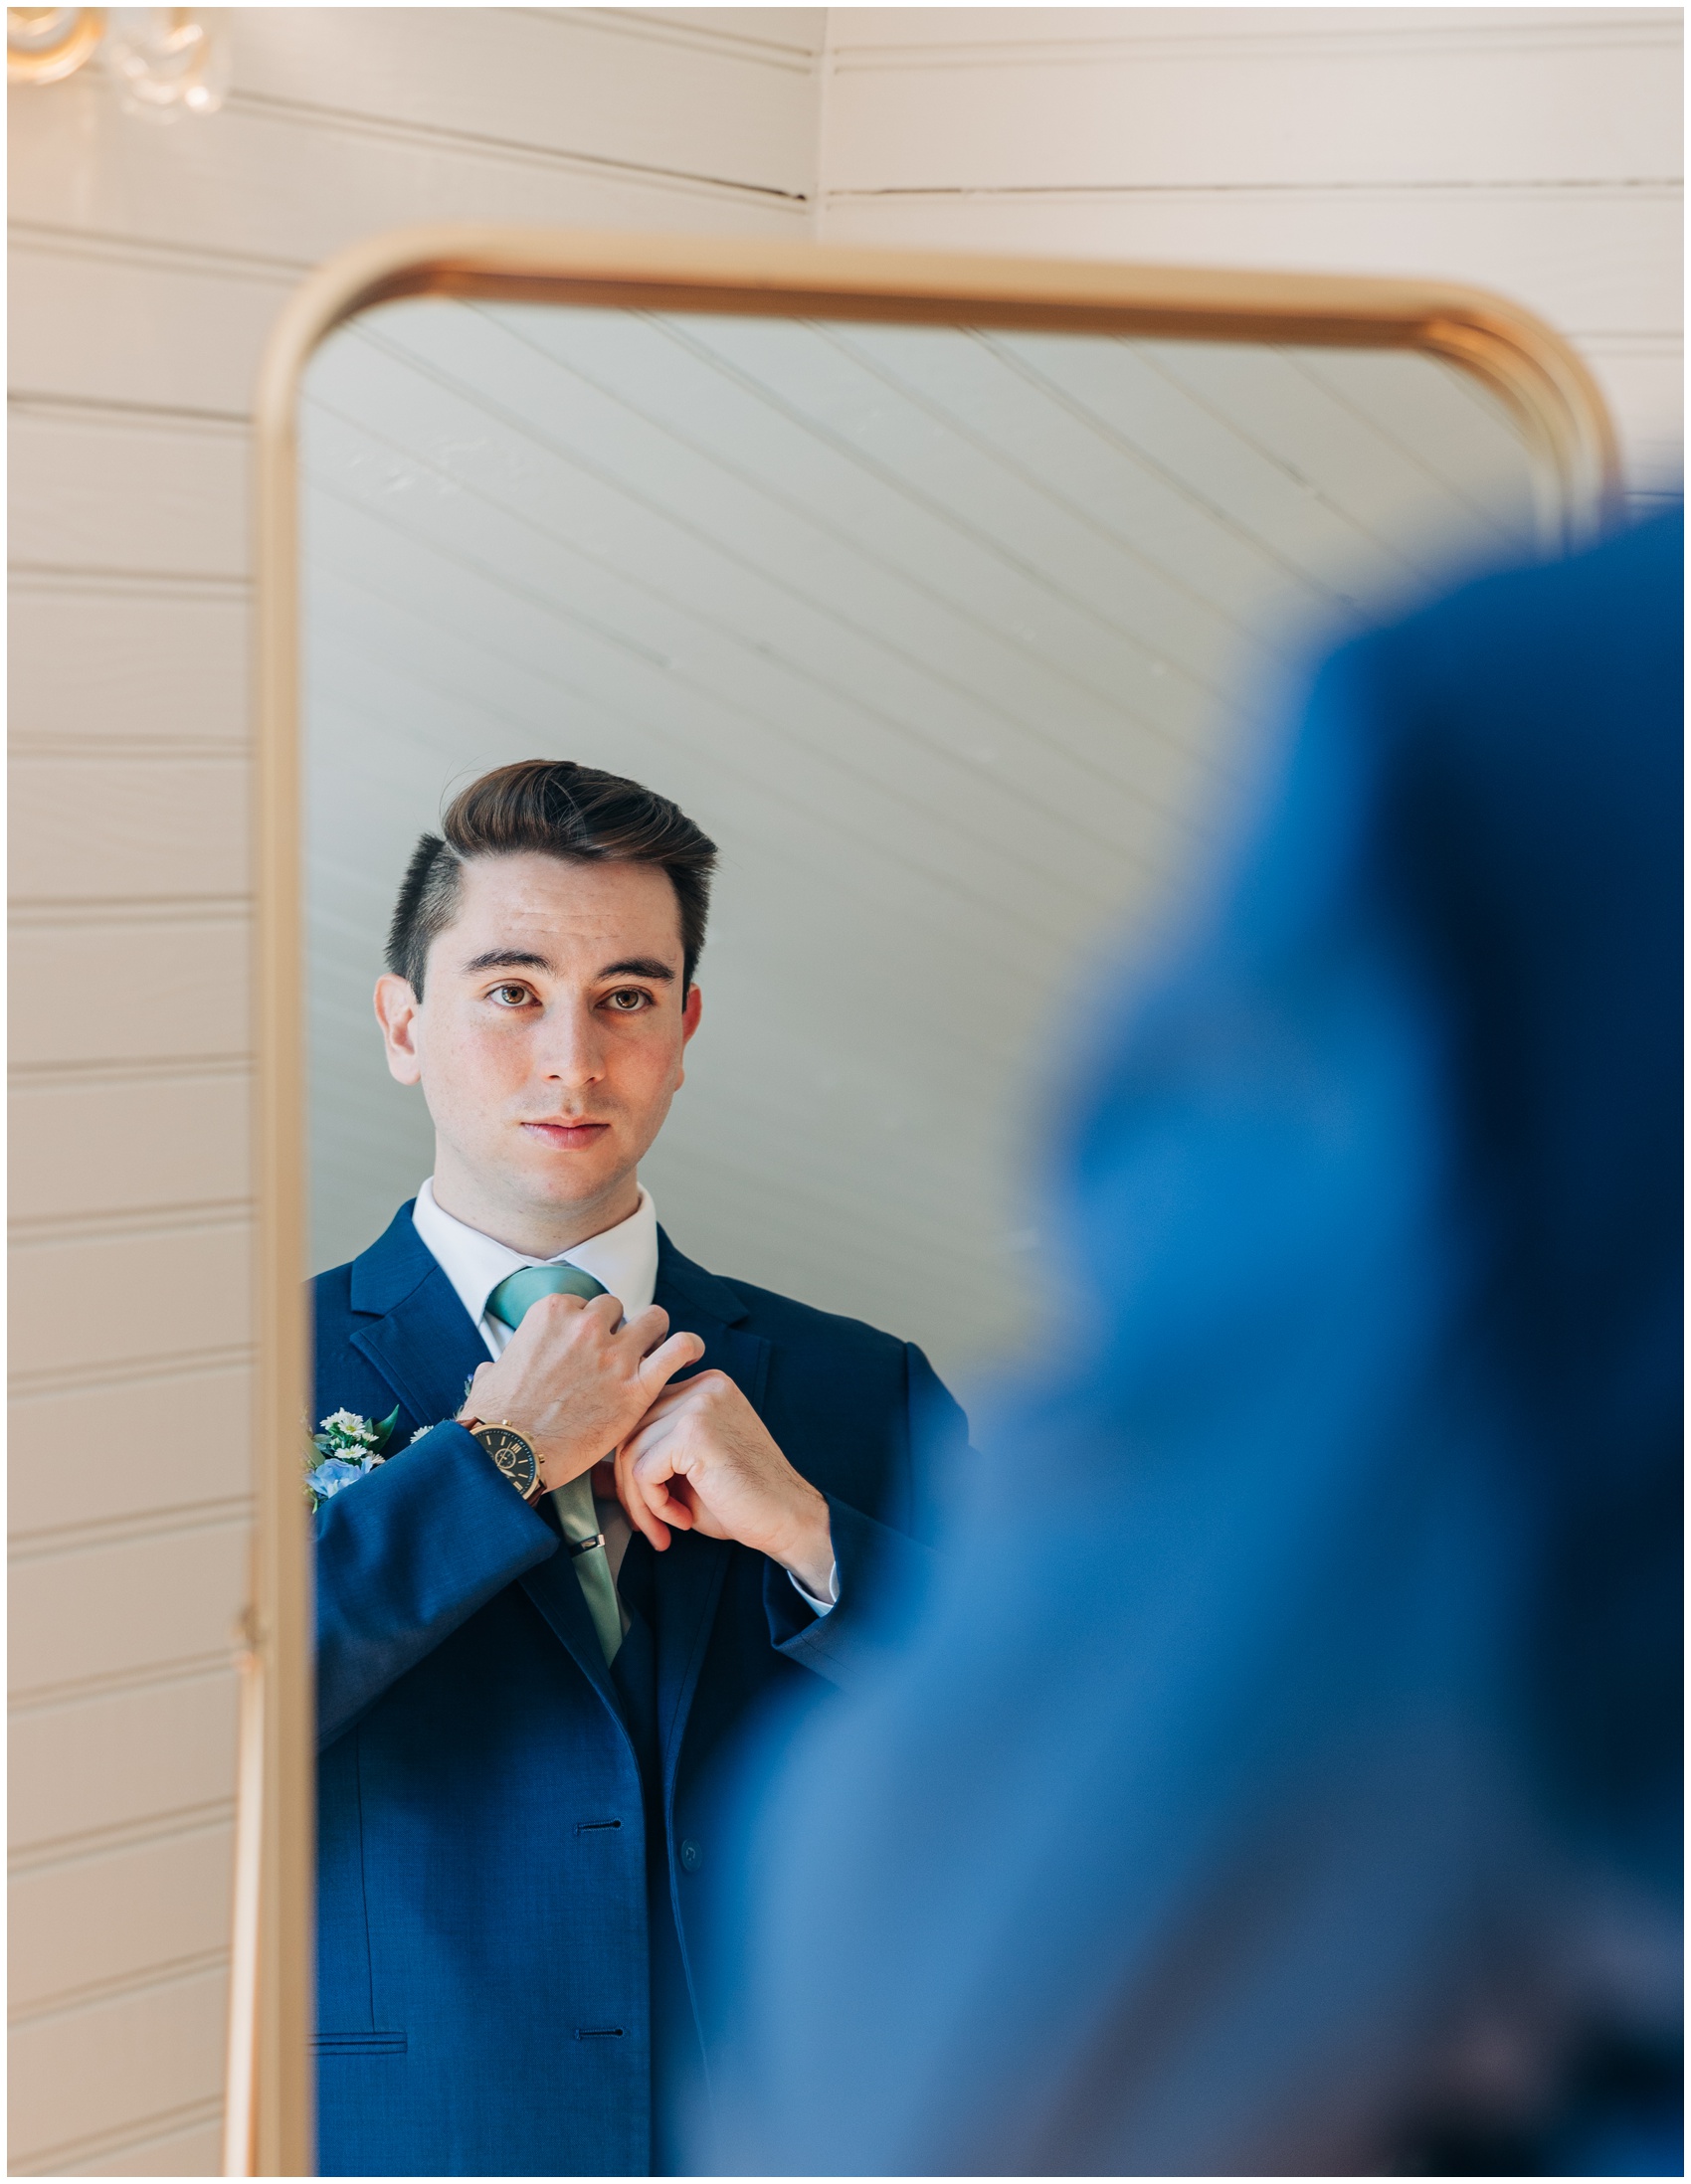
top-left (240, 232), bottom-right (1613, 2174)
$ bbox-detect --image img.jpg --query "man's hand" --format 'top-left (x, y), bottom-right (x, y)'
top-left (616, 1370), bottom-right (835, 1599)
top-left (459, 1294), bottom-right (704, 1493)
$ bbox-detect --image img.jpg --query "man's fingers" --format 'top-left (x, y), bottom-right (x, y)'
top-left (612, 1443), bottom-right (672, 1552)
top-left (613, 1432), bottom-right (694, 1546)
top-left (615, 1413), bottom-right (699, 1534)
top-left (621, 1303), bottom-right (670, 1354)
top-left (641, 1331), bottom-right (706, 1391)
top-left (637, 1471), bottom-right (695, 1530)
top-left (524, 1290), bottom-right (590, 1329)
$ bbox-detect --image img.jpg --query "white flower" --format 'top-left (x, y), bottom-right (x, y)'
top-left (319, 1408), bottom-right (377, 1444)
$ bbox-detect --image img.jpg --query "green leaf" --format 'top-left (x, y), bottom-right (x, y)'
top-left (372, 1404), bottom-right (402, 1455)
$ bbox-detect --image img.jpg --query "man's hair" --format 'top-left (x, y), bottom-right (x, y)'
top-left (386, 759), bottom-right (718, 998)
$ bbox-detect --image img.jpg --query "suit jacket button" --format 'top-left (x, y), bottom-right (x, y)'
top-left (679, 1839), bottom-right (701, 1871)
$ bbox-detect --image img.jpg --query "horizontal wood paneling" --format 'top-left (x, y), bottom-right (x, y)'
top-left (827, 20), bottom-right (1677, 191)
top-left (9, 66), bottom-right (812, 275)
top-left (10, 408), bottom-right (249, 581)
top-left (11, 916), bottom-right (250, 1071)
top-left (8, 239), bottom-right (293, 417)
top-left (11, 1220), bottom-right (253, 1386)
top-left (66, 2113), bottom-right (225, 2178)
top-left (229, 6), bottom-right (822, 196)
top-left (9, 1965), bottom-right (229, 2170)
top-left (10, 755), bottom-right (249, 904)
top-left (11, 1519), bottom-right (250, 1703)
top-left (9, 582), bottom-right (250, 750)
top-left (11, 13), bottom-right (826, 2163)
top-left (11, 1365), bottom-right (253, 1541)
top-left (819, 7), bottom-right (1682, 494)
top-left (11, 1821), bottom-right (236, 2015)
top-left (829, 6), bottom-right (1671, 55)
top-left (11, 1668), bottom-right (238, 1854)
top-left (11, 1070), bottom-right (249, 1229)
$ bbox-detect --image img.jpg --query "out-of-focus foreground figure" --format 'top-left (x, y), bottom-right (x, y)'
top-left (705, 510), bottom-right (1683, 2177)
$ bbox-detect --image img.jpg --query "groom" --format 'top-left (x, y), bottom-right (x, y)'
top-left (310, 758), bottom-right (966, 2177)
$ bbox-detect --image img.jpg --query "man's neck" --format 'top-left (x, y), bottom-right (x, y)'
top-left (429, 1162), bottom-right (642, 1260)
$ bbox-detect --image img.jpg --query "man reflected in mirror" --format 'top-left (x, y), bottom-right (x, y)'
top-left (309, 759), bottom-right (966, 2178)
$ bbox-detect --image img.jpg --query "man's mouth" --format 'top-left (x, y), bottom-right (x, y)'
top-left (520, 1120), bottom-right (611, 1151)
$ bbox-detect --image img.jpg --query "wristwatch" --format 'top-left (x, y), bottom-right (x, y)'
top-left (459, 1416), bottom-right (545, 1505)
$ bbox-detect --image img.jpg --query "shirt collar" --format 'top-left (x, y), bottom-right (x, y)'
top-left (411, 1177), bottom-right (660, 1334)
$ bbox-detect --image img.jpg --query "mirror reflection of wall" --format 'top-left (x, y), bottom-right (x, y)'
top-left (303, 299), bottom-right (1539, 1372)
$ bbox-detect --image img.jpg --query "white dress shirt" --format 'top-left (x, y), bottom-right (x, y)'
top-left (411, 1178), bottom-right (837, 1613)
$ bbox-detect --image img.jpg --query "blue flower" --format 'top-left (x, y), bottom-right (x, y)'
top-left (306, 1453), bottom-right (383, 1508)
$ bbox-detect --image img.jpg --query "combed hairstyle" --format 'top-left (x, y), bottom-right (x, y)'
top-left (386, 759), bottom-right (718, 998)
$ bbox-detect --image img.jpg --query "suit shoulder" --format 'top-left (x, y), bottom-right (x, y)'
top-left (720, 1275), bottom-right (915, 1365)
top-left (310, 1259), bottom-right (357, 1323)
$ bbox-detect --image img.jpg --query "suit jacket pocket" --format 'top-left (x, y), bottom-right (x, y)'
top-left (313, 2032), bottom-right (408, 2055)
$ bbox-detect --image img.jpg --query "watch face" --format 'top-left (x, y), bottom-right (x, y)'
top-left (475, 1424), bottom-right (538, 1499)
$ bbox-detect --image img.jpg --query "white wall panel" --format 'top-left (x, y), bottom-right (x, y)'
top-left (9, 582), bottom-right (249, 748)
top-left (10, 915), bottom-right (251, 1070)
top-left (10, 1670), bottom-right (239, 1855)
top-left (10, 1820), bottom-right (235, 2014)
top-left (826, 16), bottom-right (1675, 190)
top-left (9, 237), bottom-right (293, 415)
top-left (8, 12), bottom-right (825, 2169)
top-left (11, 756), bottom-right (249, 902)
top-left (819, 7), bottom-right (1683, 499)
top-left (11, 1367), bottom-right (254, 1539)
top-left (11, 1071), bottom-right (248, 1230)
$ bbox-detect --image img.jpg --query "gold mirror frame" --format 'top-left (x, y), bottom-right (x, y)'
top-left (235, 224), bottom-right (1618, 2175)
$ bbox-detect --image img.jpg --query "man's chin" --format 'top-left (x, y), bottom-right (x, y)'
top-left (510, 1139), bottom-right (637, 1211)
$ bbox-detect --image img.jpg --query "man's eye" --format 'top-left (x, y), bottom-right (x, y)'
top-left (605, 989), bottom-right (651, 1012)
top-left (489, 985), bottom-right (532, 1006)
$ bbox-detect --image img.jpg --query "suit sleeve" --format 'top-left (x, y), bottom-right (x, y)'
top-left (766, 1342), bottom-right (970, 1690)
top-left (315, 1421), bottom-right (560, 1745)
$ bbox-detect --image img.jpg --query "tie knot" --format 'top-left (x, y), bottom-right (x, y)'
top-left (486, 1263), bottom-right (607, 1331)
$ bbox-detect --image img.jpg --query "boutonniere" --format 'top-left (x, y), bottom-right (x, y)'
top-left (304, 1406), bottom-right (401, 1510)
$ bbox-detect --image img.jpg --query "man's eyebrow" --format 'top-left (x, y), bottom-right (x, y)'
top-left (461, 949), bottom-right (553, 976)
top-left (598, 957), bottom-right (676, 983)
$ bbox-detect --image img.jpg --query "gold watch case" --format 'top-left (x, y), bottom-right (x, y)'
top-left (465, 1420), bottom-right (543, 1504)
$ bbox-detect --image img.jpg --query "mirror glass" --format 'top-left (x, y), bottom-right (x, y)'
top-left (301, 296), bottom-right (1541, 1374)
top-left (287, 279), bottom-right (1569, 2180)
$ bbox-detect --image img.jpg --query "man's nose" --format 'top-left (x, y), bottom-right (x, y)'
top-left (536, 1001), bottom-right (605, 1086)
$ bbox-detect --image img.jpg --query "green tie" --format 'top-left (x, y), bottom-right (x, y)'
top-left (485, 1264), bottom-right (626, 1667)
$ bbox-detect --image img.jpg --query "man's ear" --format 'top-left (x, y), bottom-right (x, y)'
top-left (374, 974), bottom-right (424, 1086)
top-left (672, 982), bottom-right (703, 1091)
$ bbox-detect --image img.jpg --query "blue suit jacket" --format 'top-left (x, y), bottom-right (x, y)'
top-left (710, 513), bottom-right (1683, 2175)
top-left (310, 1208), bottom-right (963, 2177)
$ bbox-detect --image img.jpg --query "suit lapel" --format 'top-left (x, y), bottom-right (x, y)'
top-left (345, 1204), bottom-right (490, 1435)
top-left (652, 1233), bottom-right (770, 1789)
top-left (344, 1206), bottom-right (632, 1720)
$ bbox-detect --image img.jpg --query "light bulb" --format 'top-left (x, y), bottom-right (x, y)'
top-left (103, 5), bottom-right (227, 120)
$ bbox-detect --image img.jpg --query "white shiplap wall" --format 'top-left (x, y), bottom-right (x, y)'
top-left (9, 7), bottom-right (1678, 2174)
top-left (818, 6), bottom-right (1683, 502)
top-left (8, 13), bottom-right (823, 2174)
